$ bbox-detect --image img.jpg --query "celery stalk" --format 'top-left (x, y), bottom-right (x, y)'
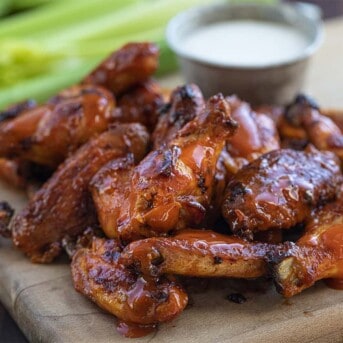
top-left (0, 60), bottom-right (97, 108)
top-left (39, 0), bottom-right (209, 48)
top-left (0, 0), bottom-right (136, 38)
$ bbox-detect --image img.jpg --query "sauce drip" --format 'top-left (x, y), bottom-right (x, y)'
top-left (182, 20), bottom-right (309, 67)
top-left (325, 278), bottom-right (343, 290)
top-left (116, 320), bottom-right (157, 338)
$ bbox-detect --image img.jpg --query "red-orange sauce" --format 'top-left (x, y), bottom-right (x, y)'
top-left (325, 278), bottom-right (343, 290)
top-left (116, 320), bottom-right (156, 338)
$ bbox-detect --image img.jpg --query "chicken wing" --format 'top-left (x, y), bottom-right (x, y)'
top-left (223, 96), bottom-right (280, 174)
top-left (91, 84), bottom-right (205, 239)
top-left (0, 159), bottom-right (27, 188)
top-left (11, 123), bottom-right (149, 263)
top-left (121, 229), bottom-right (283, 279)
top-left (93, 94), bottom-right (237, 242)
top-left (71, 237), bottom-right (188, 337)
top-left (0, 85), bottom-right (116, 167)
top-left (222, 149), bottom-right (342, 238)
top-left (114, 80), bottom-right (164, 131)
top-left (152, 84), bottom-right (205, 149)
top-left (90, 156), bottom-right (135, 240)
top-left (272, 197), bottom-right (343, 297)
top-left (83, 42), bottom-right (159, 95)
top-left (271, 94), bottom-right (343, 156)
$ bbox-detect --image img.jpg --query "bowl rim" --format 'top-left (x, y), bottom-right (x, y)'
top-left (166, 2), bottom-right (324, 70)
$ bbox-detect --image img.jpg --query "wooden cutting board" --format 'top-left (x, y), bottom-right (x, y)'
top-left (1, 19), bottom-right (343, 343)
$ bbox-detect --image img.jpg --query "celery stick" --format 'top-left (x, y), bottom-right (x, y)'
top-left (11, 0), bottom-right (55, 10)
top-left (0, 0), bottom-right (135, 38)
top-left (157, 40), bottom-right (178, 76)
top-left (40, 0), bottom-right (209, 49)
top-left (0, 0), bottom-right (11, 17)
top-left (0, 60), bottom-right (97, 109)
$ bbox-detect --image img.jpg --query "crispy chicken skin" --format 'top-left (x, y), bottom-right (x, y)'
top-left (222, 149), bottom-right (342, 238)
top-left (152, 84), bottom-right (205, 149)
top-left (95, 94), bottom-right (237, 242)
top-left (0, 99), bottom-right (36, 123)
top-left (90, 156), bottom-right (135, 239)
top-left (285, 95), bottom-right (343, 160)
top-left (0, 85), bottom-right (116, 167)
top-left (121, 229), bottom-right (283, 279)
top-left (0, 158), bottom-right (26, 188)
top-left (0, 104), bottom-right (49, 159)
top-left (114, 80), bottom-right (164, 131)
top-left (91, 84), bottom-right (205, 239)
top-left (71, 237), bottom-right (188, 328)
top-left (83, 42), bottom-right (159, 95)
top-left (213, 96), bottom-right (281, 214)
top-left (11, 124), bottom-right (149, 263)
top-left (223, 96), bottom-right (280, 174)
top-left (272, 197), bottom-right (343, 297)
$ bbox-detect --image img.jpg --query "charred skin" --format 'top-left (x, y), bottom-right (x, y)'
top-left (121, 229), bottom-right (285, 279)
top-left (222, 148), bottom-right (342, 238)
top-left (223, 95), bottom-right (280, 174)
top-left (152, 84), bottom-right (205, 149)
top-left (0, 85), bottom-right (116, 168)
top-left (71, 238), bottom-right (188, 326)
top-left (212, 96), bottom-right (280, 215)
top-left (83, 42), bottom-right (159, 96)
top-left (90, 156), bottom-right (135, 240)
top-left (266, 94), bottom-right (343, 157)
top-left (114, 80), bottom-right (164, 132)
top-left (97, 94), bottom-right (237, 242)
top-left (91, 84), bottom-right (205, 240)
top-left (272, 198), bottom-right (343, 297)
top-left (11, 124), bottom-right (149, 263)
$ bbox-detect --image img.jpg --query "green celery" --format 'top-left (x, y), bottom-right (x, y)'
top-left (0, 0), bottom-right (135, 38)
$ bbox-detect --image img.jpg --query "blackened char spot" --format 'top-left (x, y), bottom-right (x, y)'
top-left (214, 256), bottom-right (222, 264)
top-left (226, 293), bottom-right (247, 304)
top-left (157, 149), bottom-right (173, 177)
top-left (197, 174), bottom-right (207, 194)
top-left (0, 99), bottom-right (36, 123)
top-left (153, 290), bottom-right (169, 303)
top-left (19, 137), bottom-right (33, 151)
top-left (157, 103), bottom-right (171, 116)
top-left (285, 93), bottom-right (319, 126)
top-left (179, 84), bottom-right (196, 100)
top-left (228, 182), bottom-right (248, 202)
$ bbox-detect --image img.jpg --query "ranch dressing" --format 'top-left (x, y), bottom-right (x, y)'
top-left (181, 20), bottom-right (309, 67)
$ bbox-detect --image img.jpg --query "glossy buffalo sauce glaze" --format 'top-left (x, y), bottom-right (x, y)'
top-left (298, 198), bottom-right (343, 290)
top-left (116, 320), bottom-right (157, 338)
top-left (71, 238), bottom-right (188, 339)
top-left (121, 230), bottom-right (284, 280)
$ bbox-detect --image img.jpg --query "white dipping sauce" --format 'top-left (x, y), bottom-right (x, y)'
top-left (181, 20), bottom-right (309, 67)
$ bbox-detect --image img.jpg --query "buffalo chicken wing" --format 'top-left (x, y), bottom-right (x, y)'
top-left (11, 124), bottom-right (149, 263)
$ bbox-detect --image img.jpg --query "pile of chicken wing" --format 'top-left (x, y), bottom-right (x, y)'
top-left (0, 42), bottom-right (342, 338)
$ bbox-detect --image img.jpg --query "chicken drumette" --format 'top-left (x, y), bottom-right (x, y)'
top-left (72, 237), bottom-right (188, 337)
top-left (272, 196), bottom-right (343, 297)
top-left (92, 93), bottom-right (237, 242)
top-left (10, 124), bottom-right (149, 263)
top-left (222, 148), bottom-right (342, 238)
